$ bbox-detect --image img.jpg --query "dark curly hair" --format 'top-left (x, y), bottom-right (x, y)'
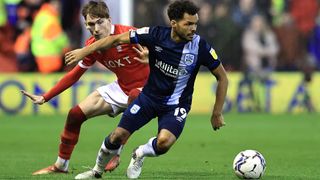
top-left (167, 0), bottom-right (200, 21)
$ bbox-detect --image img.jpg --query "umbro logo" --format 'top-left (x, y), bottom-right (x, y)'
top-left (155, 46), bottom-right (163, 52)
top-left (116, 45), bottom-right (122, 52)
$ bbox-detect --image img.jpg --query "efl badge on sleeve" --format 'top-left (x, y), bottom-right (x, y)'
top-left (136, 27), bottom-right (150, 34)
top-left (209, 48), bottom-right (218, 60)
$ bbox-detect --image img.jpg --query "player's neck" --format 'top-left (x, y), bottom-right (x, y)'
top-left (170, 30), bottom-right (187, 43)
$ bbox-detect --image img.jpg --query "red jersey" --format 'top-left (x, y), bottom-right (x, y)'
top-left (43, 24), bottom-right (149, 101)
top-left (80, 24), bottom-right (149, 94)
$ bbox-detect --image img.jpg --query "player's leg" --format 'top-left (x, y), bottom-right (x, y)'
top-left (32, 91), bottom-right (113, 175)
top-left (104, 87), bottom-right (142, 172)
top-left (75, 93), bottom-right (155, 179)
top-left (57, 90), bottom-right (114, 167)
top-left (127, 129), bottom-right (177, 179)
top-left (126, 129), bottom-right (178, 179)
top-left (127, 105), bottom-right (189, 178)
top-left (75, 127), bottom-right (131, 179)
top-left (95, 83), bottom-right (142, 172)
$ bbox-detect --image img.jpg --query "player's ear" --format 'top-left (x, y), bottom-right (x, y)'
top-left (84, 20), bottom-right (90, 30)
top-left (170, 20), bottom-right (177, 28)
top-left (85, 23), bottom-right (90, 30)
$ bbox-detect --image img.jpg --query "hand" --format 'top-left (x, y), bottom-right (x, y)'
top-left (65, 48), bottom-right (86, 66)
top-left (132, 44), bottom-right (149, 64)
top-left (21, 90), bottom-right (45, 105)
top-left (210, 113), bottom-right (226, 131)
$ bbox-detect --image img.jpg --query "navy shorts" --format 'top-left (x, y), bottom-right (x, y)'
top-left (118, 93), bottom-right (190, 139)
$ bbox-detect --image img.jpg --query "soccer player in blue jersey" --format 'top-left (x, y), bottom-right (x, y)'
top-left (66, 0), bottom-right (228, 179)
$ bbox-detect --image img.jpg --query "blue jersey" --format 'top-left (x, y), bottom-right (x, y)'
top-left (129, 26), bottom-right (221, 105)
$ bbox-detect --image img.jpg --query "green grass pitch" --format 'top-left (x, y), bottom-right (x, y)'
top-left (0, 113), bottom-right (319, 179)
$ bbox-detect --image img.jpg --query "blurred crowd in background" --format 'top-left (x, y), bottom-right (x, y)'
top-left (0, 0), bottom-right (80, 73)
top-left (0, 0), bottom-right (320, 75)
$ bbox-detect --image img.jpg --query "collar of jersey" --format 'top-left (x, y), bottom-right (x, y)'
top-left (110, 24), bottom-right (115, 35)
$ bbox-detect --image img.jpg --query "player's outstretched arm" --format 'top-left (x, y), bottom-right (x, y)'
top-left (21, 90), bottom-right (45, 105)
top-left (21, 66), bottom-right (86, 104)
top-left (210, 64), bottom-right (228, 131)
top-left (65, 32), bottom-right (131, 64)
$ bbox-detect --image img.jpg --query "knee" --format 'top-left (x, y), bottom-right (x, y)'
top-left (155, 136), bottom-right (173, 154)
top-left (109, 128), bottom-right (130, 145)
top-left (66, 106), bottom-right (87, 125)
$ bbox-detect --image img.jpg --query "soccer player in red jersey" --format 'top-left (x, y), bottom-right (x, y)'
top-left (21, 0), bottom-right (149, 175)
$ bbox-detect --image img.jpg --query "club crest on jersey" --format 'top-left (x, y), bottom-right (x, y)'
top-left (130, 104), bottom-right (141, 114)
top-left (184, 54), bottom-right (195, 65)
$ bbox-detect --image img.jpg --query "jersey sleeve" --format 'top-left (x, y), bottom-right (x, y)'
top-left (129, 26), bottom-right (153, 46)
top-left (78, 55), bottom-right (96, 69)
top-left (198, 40), bottom-right (221, 71)
top-left (42, 65), bottom-right (87, 101)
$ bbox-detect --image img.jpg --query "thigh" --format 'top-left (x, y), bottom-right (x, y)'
top-left (118, 93), bottom-right (157, 134)
top-left (158, 105), bottom-right (190, 139)
top-left (78, 90), bottom-right (113, 118)
top-left (96, 81), bottom-right (129, 117)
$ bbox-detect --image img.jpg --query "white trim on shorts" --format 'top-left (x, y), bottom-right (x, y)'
top-left (96, 81), bottom-right (128, 117)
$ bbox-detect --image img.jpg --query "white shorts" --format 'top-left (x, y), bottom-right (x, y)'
top-left (96, 81), bottom-right (128, 117)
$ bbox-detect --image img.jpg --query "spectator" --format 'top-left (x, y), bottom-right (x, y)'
top-left (134, 0), bottom-right (169, 27)
top-left (289, 0), bottom-right (319, 39)
top-left (61, 0), bottom-right (82, 48)
top-left (31, 0), bottom-right (70, 73)
top-left (242, 14), bottom-right (279, 111)
top-left (134, 0), bottom-right (156, 27)
top-left (273, 13), bottom-right (302, 70)
top-left (308, 10), bottom-right (320, 69)
top-left (4, 0), bottom-right (22, 26)
top-left (210, 1), bottom-right (242, 71)
top-left (255, 0), bottom-right (273, 24)
top-left (0, 0), bottom-right (7, 27)
top-left (270, 0), bottom-right (288, 27)
top-left (0, 0), bottom-right (18, 72)
top-left (197, 1), bottom-right (214, 43)
top-left (14, 0), bottom-right (42, 72)
top-left (243, 14), bottom-right (279, 79)
top-left (231, 0), bottom-right (259, 29)
top-left (15, 0), bottom-right (42, 35)
top-left (14, 26), bottom-right (36, 71)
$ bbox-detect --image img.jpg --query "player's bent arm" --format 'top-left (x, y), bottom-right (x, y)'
top-left (211, 64), bottom-right (228, 115)
top-left (210, 64), bottom-right (228, 131)
top-left (65, 32), bottom-right (131, 62)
